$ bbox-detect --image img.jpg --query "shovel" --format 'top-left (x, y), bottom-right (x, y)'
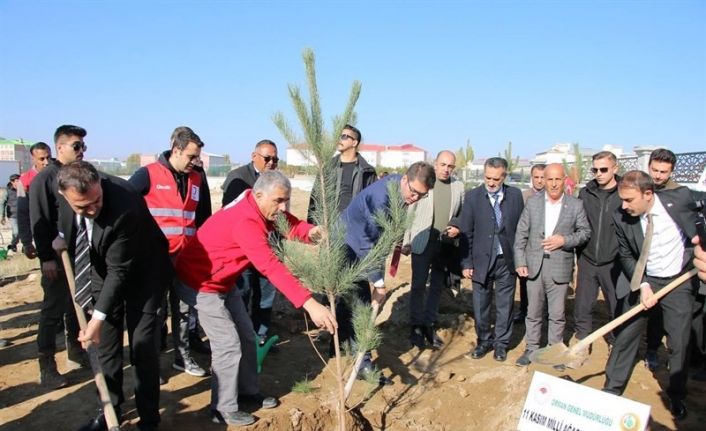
top-left (529, 268), bottom-right (697, 368)
top-left (61, 250), bottom-right (121, 431)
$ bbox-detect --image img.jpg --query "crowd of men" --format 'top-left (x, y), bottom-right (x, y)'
top-left (2, 122), bottom-right (706, 429)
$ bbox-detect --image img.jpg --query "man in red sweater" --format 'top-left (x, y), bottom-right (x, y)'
top-left (175, 170), bottom-right (336, 427)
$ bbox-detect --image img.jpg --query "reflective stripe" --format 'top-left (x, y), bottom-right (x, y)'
top-left (184, 227), bottom-right (196, 236)
top-left (161, 226), bottom-right (185, 235)
top-left (150, 208), bottom-right (184, 217)
top-left (183, 211), bottom-right (196, 220)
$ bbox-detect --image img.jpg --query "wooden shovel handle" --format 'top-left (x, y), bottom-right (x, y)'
top-left (571, 268), bottom-right (697, 354)
top-left (60, 250), bottom-right (121, 431)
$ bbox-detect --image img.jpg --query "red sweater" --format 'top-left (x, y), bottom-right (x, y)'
top-left (175, 190), bottom-right (313, 308)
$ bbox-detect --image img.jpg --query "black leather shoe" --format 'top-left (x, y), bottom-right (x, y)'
top-left (493, 346), bottom-right (507, 362)
top-left (422, 325), bottom-right (444, 349)
top-left (409, 326), bottom-right (426, 349)
top-left (515, 350), bottom-right (532, 367)
top-left (78, 408), bottom-right (121, 431)
top-left (470, 343), bottom-right (493, 359)
top-left (669, 399), bottom-right (687, 421)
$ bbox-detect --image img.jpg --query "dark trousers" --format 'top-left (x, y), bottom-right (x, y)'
top-left (517, 278), bottom-right (528, 318)
top-left (165, 281), bottom-right (192, 361)
top-left (472, 255), bottom-right (516, 348)
top-left (573, 255), bottom-right (620, 343)
top-left (37, 270), bottom-right (80, 354)
top-left (98, 304), bottom-right (161, 426)
top-left (646, 308), bottom-right (664, 352)
top-left (604, 274), bottom-right (695, 400)
top-left (409, 238), bottom-right (445, 326)
top-left (237, 268), bottom-right (275, 337)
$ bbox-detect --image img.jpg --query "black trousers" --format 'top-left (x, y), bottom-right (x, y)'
top-left (97, 304), bottom-right (160, 426)
top-left (573, 255), bottom-right (620, 342)
top-left (472, 255), bottom-right (516, 348)
top-left (604, 273), bottom-right (696, 400)
top-left (37, 269), bottom-right (80, 354)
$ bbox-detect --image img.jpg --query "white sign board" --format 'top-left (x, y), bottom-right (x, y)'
top-left (518, 371), bottom-right (651, 431)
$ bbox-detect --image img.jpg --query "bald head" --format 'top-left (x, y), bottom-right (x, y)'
top-left (434, 150), bottom-right (456, 182)
top-left (544, 163), bottom-right (566, 202)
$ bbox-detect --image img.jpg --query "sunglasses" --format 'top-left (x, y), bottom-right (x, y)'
top-left (257, 153), bottom-right (279, 164)
top-left (340, 133), bottom-right (358, 141)
top-left (590, 167), bottom-right (610, 174)
top-left (69, 141), bottom-right (87, 152)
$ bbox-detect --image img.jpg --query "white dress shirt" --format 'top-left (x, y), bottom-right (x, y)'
top-left (74, 215), bottom-right (106, 320)
top-left (544, 195), bottom-right (563, 239)
top-left (643, 194), bottom-right (685, 278)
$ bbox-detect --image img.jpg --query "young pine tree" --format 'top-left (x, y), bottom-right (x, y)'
top-left (272, 48), bottom-right (409, 430)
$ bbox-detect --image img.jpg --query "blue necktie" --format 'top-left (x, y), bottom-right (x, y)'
top-left (492, 192), bottom-right (502, 228)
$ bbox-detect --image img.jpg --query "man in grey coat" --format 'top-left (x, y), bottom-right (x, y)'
top-left (402, 150), bottom-right (464, 349)
top-left (514, 163), bottom-right (591, 366)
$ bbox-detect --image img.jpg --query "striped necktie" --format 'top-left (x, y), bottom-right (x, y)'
top-left (492, 192), bottom-right (502, 228)
top-left (74, 217), bottom-right (93, 311)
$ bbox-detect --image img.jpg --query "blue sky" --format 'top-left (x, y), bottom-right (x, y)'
top-left (1, 0), bottom-right (704, 164)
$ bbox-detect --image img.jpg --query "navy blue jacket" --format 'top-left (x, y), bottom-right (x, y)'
top-left (460, 183), bottom-right (524, 284)
top-left (342, 174), bottom-right (399, 282)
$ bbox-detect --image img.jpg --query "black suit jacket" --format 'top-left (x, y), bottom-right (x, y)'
top-left (222, 162), bottom-right (258, 207)
top-left (613, 187), bottom-right (698, 299)
top-left (58, 174), bottom-right (172, 314)
top-left (459, 184), bottom-right (524, 284)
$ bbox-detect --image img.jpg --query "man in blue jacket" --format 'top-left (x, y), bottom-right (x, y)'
top-left (340, 161), bottom-right (435, 381)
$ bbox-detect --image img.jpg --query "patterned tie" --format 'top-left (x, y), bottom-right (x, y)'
top-left (630, 213), bottom-right (654, 291)
top-left (74, 217), bottom-right (93, 311)
top-left (492, 192), bottom-right (502, 228)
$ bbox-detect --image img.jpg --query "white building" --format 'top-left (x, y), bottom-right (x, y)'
top-left (286, 143), bottom-right (427, 168)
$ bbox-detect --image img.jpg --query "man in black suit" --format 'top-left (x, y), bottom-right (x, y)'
top-left (221, 139), bottom-right (279, 345)
top-left (460, 157), bottom-right (524, 362)
top-left (54, 161), bottom-right (171, 431)
top-left (603, 170), bottom-right (699, 421)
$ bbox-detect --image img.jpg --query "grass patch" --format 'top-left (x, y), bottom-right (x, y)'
top-left (0, 253), bottom-right (40, 279)
top-left (292, 376), bottom-right (316, 394)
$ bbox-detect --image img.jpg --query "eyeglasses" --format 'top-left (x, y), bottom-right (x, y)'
top-left (340, 133), bottom-right (358, 141)
top-left (257, 153), bottom-right (279, 164)
top-left (70, 141), bottom-right (87, 152)
top-left (590, 167), bottom-right (610, 174)
top-left (407, 180), bottom-right (428, 199)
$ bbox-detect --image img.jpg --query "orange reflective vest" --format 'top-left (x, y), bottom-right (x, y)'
top-left (144, 163), bottom-right (201, 255)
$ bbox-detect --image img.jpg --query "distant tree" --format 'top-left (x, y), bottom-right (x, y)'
top-left (455, 139), bottom-right (474, 181)
top-left (272, 48), bottom-right (409, 430)
top-left (125, 153), bottom-right (141, 174)
top-left (499, 141), bottom-right (519, 174)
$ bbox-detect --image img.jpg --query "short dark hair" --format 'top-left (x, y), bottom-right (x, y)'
top-left (255, 139), bottom-right (277, 150)
top-left (9, 174), bottom-right (20, 181)
top-left (618, 170), bottom-right (654, 194)
top-left (170, 126), bottom-right (204, 150)
top-left (405, 161), bottom-right (436, 190)
top-left (54, 125), bottom-right (87, 143)
top-left (30, 142), bottom-right (51, 155)
top-left (57, 161), bottom-right (100, 193)
top-left (342, 124), bottom-right (362, 143)
top-left (592, 151), bottom-right (617, 163)
top-left (649, 148), bottom-right (676, 168)
top-left (530, 163), bottom-right (546, 174)
top-left (484, 157), bottom-right (508, 171)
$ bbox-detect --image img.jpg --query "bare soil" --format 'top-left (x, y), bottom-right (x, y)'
top-left (1, 188), bottom-right (704, 430)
